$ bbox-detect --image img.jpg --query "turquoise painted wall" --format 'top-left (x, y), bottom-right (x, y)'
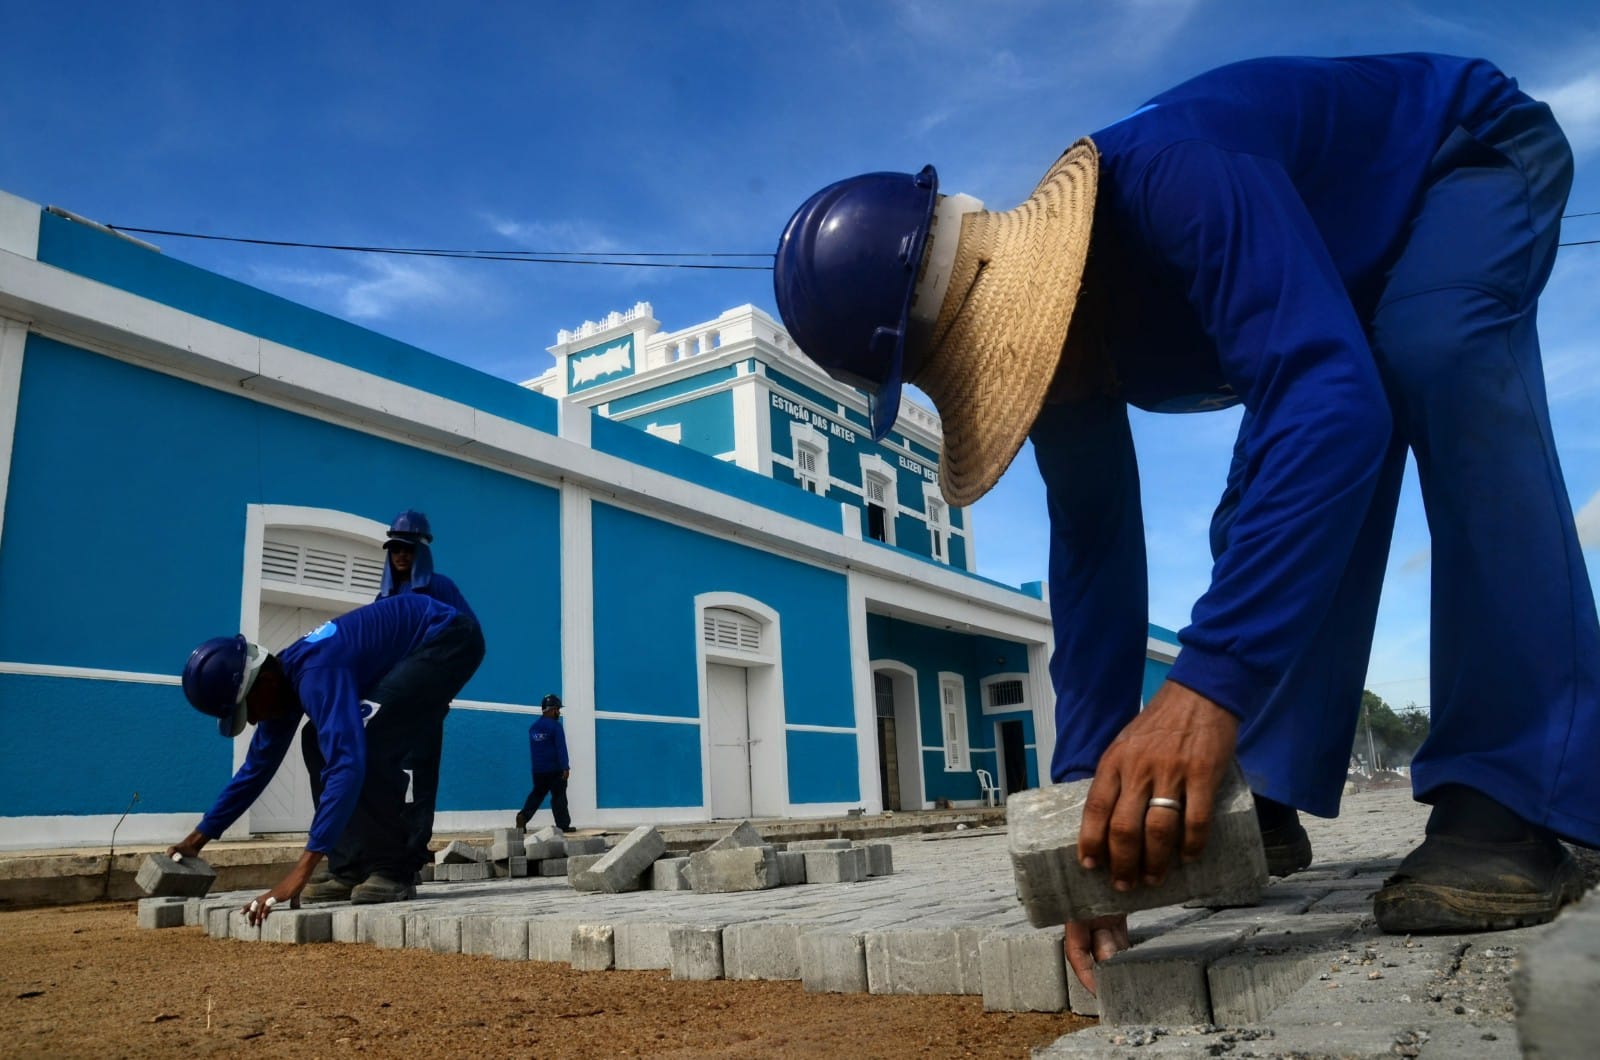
top-left (618, 390), bottom-right (734, 457)
top-left (591, 502), bottom-right (857, 807)
top-left (35, 210), bottom-right (556, 435)
top-left (0, 335), bottom-right (561, 817)
top-left (865, 615), bottom-right (1036, 803)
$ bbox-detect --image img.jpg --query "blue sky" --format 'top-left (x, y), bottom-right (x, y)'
top-left (3, 1), bottom-right (1597, 709)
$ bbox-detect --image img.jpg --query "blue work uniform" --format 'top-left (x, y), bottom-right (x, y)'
top-left (201, 594), bottom-right (480, 879)
top-left (363, 538), bottom-right (484, 869)
top-left (1037, 53), bottom-right (1600, 846)
top-left (519, 714), bottom-right (571, 830)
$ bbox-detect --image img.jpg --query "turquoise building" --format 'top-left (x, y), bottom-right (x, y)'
top-left (0, 189), bottom-right (1179, 850)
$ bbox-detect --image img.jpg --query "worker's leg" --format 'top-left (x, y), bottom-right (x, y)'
top-left (1369, 101), bottom-right (1599, 849)
top-left (1209, 415), bottom-right (1408, 819)
top-left (522, 772), bottom-right (554, 822)
top-left (549, 773), bottom-right (572, 832)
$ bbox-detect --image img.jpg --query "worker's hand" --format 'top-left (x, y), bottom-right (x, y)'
top-left (1065, 913), bottom-right (1129, 996)
top-left (242, 850), bottom-right (320, 925)
top-left (1078, 680), bottom-right (1238, 893)
top-left (167, 829), bottom-right (209, 861)
top-left (562, 770), bottom-right (570, 781)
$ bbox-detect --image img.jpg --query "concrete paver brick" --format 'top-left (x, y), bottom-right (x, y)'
top-left (529, 918), bottom-right (580, 963)
top-left (799, 931), bottom-right (869, 993)
top-left (979, 929), bottom-right (1068, 1012)
top-left (529, 825), bottom-right (560, 843)
top-left (460, 915), bottom-right (497, 956)
top-left (1008, 760), bottom-right (1265, 925)
top-left (687, 846), bottom-right (781, 893)
top-left (331, 908), bottom-right (367, 944)
top-left (538, 858), bottom-right (569, 877)
top-left (1206, 912), bottom-right (1366, 1024)
top-left (864, 926), bottom-right (984, 995)
top-left (435, 840), bottom-right (485, 864)
top-left (1094, 920), bottom-right (1257, 1025)
top-left (706, 820), bottom-right (766, 851)
top-left (137, 897), bottom-right (186, 929)
top-left (785, 839), bottom-right (853, 852)
top-left (723, 921), bottom-right (813, 980)
top-left (524, 839), bottom-right (564, 860)
top-left (492, 828), bottom-right (520, 845)
top-left (864, 843), bottom-right (894, 876)
top-left (777, 850), bottom-right (807, 886)
top-left (490, 840), bottom-right (525, 862)
top-left (562, 836), bottom-right (606, 856)
top-left (571, 923), bottom-right (615, 972)
top-left (1064, 960), bottom-right (1099, 1017)
top-left (370, 912), bottom-right (407, 949)
top-left (135, 853), bottom-right (217, 897)
top-left (426, 914), bottom-right (463, 954)
top-left (205, 903), bottom-right (232, 939)
top-left (491, 917), bottom-right (529, 960)
top-left (261, 909), bottom-right (333, 944)
top-left (669, 924), bottom-right (726, 980)
top-left (590, 826), bottom-right (666, 893)
top-left (803, 847), bottom-right (868, 885)
top-left (614, 922), bottom-right (672, 969)
top-left (507, 857), bottom-right (529, 878)
top-left (651, 857), bottom-right (691, 891)
top-left (226, 909), bottom-right (262, 942)
top-left (1513, 891), bottom-right (1600, 1060)
top-left (567, 853), bottom-right (607, 892)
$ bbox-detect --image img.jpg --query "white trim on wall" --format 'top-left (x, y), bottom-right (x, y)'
top-left (0, 192), bottom-right (40, 259)
top-left (0, 317), bottom-right (27, 555)
top-left (560, 481), bottom-right (598, 827)
top-left (593, 710), bottom-right (701, 726)
top-left (938, 671), bottom-right (971, 772)
top-left (0, 661), bottom-right (180, 684)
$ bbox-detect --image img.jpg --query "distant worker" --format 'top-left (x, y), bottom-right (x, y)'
top-left (170, 594), bottom-right (482, 919)
top-left (516, 693), bottom-right (572, 833)
top-left (772, 53), bottom-right (1598, 992)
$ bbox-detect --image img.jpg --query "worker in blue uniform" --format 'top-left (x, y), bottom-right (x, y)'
top-left (171, 593), bottom-right (482, 920)
top-left (373, 510), bottom-right (484, 876)
top-left (300, 509), bottom-right (484, 896)
top-left (773, 53), bottom-right (1597, 993)
top-left (516, 693), bottom-right (572, 833)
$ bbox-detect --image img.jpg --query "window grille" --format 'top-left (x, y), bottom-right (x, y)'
top-left (987, 679), bottom-right (1025, 708)
top-left (262, 533), bottom-right (385, 595)
top-left (703, 608), bottom-right (763, 654)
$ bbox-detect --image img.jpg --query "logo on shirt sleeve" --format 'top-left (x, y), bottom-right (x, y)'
top-left (304, 620), bottom-right (339, 643)
top-left (359, 700), bottom-right (383, 727)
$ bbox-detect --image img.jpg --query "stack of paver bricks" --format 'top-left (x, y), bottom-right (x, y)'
top-left (565, 820), bottom-right (894, 895)
top-left (429, 827), bottom-right (609, 882)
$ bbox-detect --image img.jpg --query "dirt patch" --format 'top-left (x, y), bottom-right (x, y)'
top-left (1, 903), bottom-right (1085, 1058)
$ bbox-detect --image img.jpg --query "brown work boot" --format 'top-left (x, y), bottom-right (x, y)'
top-left (1374, 785), bottom-right (1585, 933)
top-left (515, 811), bottom-right (529, 831)
top-left (350, 874), bottom-right (417, 905)
top-left (302, 875), bottom-right (360, 904)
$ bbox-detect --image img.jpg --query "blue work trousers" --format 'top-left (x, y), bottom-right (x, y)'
top-left (1216, 99), bottom-right (1600, 846)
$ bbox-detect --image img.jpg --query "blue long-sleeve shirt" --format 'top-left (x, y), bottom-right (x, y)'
top-left (197, 594), bottom-right (460, 851)
top-left (527, 715), bottom-right (569, 773)
top-left (1041, 54), bottom-right (1528, 782)
top-left (377, 541), bottom-right (479, 627)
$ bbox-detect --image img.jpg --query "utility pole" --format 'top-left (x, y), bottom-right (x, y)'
top-left (1362, 698), bottom-right (1379, 775)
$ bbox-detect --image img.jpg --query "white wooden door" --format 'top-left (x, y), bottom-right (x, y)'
top-left (247, 604), bottom-right (340, 833)
top-left (707, 663), bottom-right (752, 819)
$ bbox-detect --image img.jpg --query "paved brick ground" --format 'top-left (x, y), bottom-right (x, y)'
top-left (138, 788), bottom-right (1600, 1057)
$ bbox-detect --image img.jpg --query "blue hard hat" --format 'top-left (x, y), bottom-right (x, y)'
top-left (774, 166), bottom-right (938, 442)
top-left (182, 635), bottom-right (264, 738)
top-left (386, 509), bottom-right (433, 545)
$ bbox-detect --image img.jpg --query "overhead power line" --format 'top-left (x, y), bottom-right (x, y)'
top-left (103, 210), bottom-right (1600, 269)
top-left (104, 225), bottom-right (778, 271)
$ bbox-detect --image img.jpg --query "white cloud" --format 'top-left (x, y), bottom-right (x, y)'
top-left (1400, 546), bottom-right (1430, 574)
top-left (251, 256), bottom-right (470, 322)
top-left (479, 213), bottom-right (623, 255)
top-left (1535, 69), bottom-right (1600, 157)
top-left (1577, 489), bottom-right (1600, 549)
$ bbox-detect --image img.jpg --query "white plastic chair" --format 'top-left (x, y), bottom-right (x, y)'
top-left (975, 768), bottom-right (1000, 807)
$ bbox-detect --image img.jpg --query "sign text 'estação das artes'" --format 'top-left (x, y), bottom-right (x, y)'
top-left (771, 393), bottom-right (857, 444)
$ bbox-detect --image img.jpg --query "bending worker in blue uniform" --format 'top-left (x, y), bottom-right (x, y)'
top-left (171, 593), bottom-right (483, 919)
top-left (516, 693), bottom-right (572, 833)
top-left (773, 53), bottom-right (1598, 992)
